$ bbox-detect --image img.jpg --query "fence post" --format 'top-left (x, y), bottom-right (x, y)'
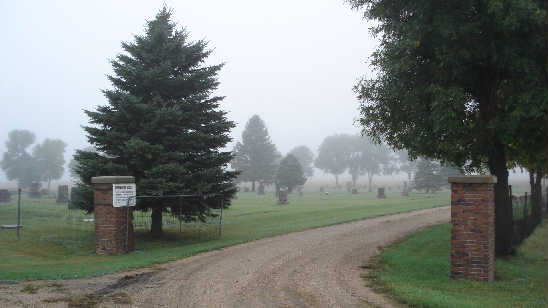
top-left (448, 175), bottom-right (496, 282)
top-left (17, 188), bottom-right (21, 240)
top-left (523, 192), bottom-right (528, 239)
top-left (91, 176), bottom-right (135, 255)
top-left (218, 200), bottom-right (223, 238)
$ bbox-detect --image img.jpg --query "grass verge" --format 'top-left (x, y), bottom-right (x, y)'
top-left (366, 222), bottom-right (547, 308)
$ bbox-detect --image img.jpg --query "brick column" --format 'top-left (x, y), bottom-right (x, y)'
top-left (448, 175), bottom-right (496, 282)
top-left (91, 176), bottom-right (135, 255)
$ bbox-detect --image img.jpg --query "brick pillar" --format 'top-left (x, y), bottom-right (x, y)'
top-left (91, 176), bottom-right (135, 255)
top-left (448, 175), bottom-right (496, 282)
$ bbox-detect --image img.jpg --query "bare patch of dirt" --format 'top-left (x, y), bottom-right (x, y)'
top-left (0, 207), bottom-right (449, 307)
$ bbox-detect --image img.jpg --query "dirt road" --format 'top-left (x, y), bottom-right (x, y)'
top-left (0, 206), bottom-right (449, 307)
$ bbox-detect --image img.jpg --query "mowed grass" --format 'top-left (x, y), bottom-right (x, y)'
top-left (370, 222), bottom-right (547, 308)
top-left (0, 189), bottom-right (449, 281)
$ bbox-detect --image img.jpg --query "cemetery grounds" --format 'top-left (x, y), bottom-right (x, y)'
top-left (0, 189), bottom-right (449, 281)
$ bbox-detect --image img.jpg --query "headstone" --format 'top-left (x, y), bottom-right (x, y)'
top-left (345, 182), bottom-right (352, 193)
top-left (320, 186), bottom-right (325, 193)
top-left (40, 188), bottom-right (49, 197)
top-left (28, 182), bottom-right (41, 198)
top-left (278, 188), bottom-right (289, 205)
top-left (0, 189), bottom-right (10, 203)
top-left (401, 181), bottom-right (409, 197)
top-left (257, 183), bottom-right (265, 195)
top-left (351, 188), bottom-right (358, 194)
top-left (56, 185), bottom-right (69, 203)
top-left (376, 187), bottom-right (386, 199)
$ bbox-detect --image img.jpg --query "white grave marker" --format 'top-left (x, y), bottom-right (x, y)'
top-left (112, 183), bottom-right (136, 207)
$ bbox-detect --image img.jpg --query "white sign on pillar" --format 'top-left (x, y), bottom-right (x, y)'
top-left (112, 183), bottom-right (136, 207)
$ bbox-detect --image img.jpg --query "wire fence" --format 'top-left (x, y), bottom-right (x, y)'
top-left (0, 189), bottom-right (223, 250)
top-left (511, 187), bottom-right (547, 247)
top-left (2, 185), bottom-right (545, 252)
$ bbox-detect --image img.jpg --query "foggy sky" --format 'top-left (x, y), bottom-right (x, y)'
top-left (0, 0), bottom-right (377, 181)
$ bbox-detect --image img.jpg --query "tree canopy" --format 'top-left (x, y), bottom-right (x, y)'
top-left (288, 145), bottom-right (315, 177)
top-left (276, 154), bottom-right (306, 193)
top-left (315, 134), bottom-right (350, 186)
top-left (73, 7), bottom-right (237, 237)
top-left (33, 138), bottom-right (67, 191)
top-left (1, 130), bottom-right (40, 188)
top-left (231, 115), bottom-right (280, 191)
top-left (347, 135), bottom-right (393, 191)
top-left (413, 159), bottom-right (461, 193)
top-left (350, 0), bottom-right (547, 255)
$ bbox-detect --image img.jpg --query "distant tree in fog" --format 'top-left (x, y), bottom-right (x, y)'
top-left (347, 135), bottom-right (393, 191)
top-left (231, 115), bottom-right (280, 191)
top-left (33, 138), bottom-right (67, 191)
top-left (315, 134), bottom-right (349, 186)
top-left (396, 150), bottom-right (417, 181)
top-left (289, 145), bottom-right (314, 177)
top-left (413, 158), bottom-right (461, 193)
top-left (276, 154), bottom-right (306, 193)
top-left (1, 129), bottom-right (40, 188)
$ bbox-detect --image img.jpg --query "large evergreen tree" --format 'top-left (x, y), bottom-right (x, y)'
top-left (231, 115), bottom-right (280, 191)
top-left (73, 7), bottom-right (237, 237)
top-left (350, 0), bottom-right (546, 255)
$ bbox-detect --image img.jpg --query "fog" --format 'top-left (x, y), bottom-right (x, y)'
top-left (0, 1), bottom-right (529, 184)
top-left (0, 1), bottom-right (378, 181)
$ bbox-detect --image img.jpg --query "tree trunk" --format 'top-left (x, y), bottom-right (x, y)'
top-left (368, 174), bottom-right (373, 192)
top-left (151, 207), bottom-right (163, 237)
top-left (335, 174), bottom-right (339, 187)
top-left (352, 173), bottom-right (358, 187)
top-left (488, 140), bottom-right (513, 256)
top-left (251, 181), bottom-right (255, 192)
top-left (531, 170), bottom-right (543, 225)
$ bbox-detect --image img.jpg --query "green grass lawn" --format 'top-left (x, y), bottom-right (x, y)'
top-left (369, 222), bottom-right (547, 308)
top-left (0, 190), bottom-right (449, 281)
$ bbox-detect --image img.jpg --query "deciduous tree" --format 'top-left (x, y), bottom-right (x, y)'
top-left (33, 138), bottom-right (67, 191)
top-left (1, 130), bottom-right (40, 188)
top-left (350, 0), bottom-right (546, 255)
top-left (289, 145), bottom-right (315, 178)
top-left (347, 135), bottom-right (393, 191)
top-left (315, 134), bottom-right (349, 186)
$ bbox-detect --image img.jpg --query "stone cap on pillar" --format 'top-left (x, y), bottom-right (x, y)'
top-left (448, 175), bottom-right (497, 184)
top-left (91, 176), bottom-right (135, 184)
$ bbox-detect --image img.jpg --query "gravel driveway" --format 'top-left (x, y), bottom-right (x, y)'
top-left (0, 206), bottom-right (449, 307)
